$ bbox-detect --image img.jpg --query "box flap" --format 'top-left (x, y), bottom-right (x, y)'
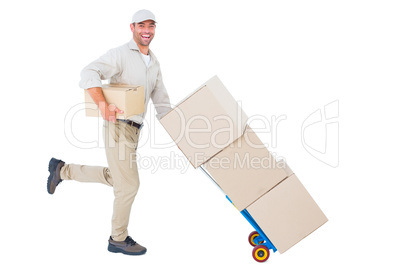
top-left (103, 84), bottom-right (142, 92)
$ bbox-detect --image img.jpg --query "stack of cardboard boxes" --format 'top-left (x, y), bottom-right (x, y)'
top-left (160, 76), bottom-right (327, 253)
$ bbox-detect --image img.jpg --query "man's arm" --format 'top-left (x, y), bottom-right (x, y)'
top-left (150, 69), bottom-right (172, 120)
top-left (87, 87), bottom-right (123, 123)
top-left (80, 49), bottom-right (123, 122)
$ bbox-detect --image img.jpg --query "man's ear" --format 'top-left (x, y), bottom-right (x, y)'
top-left (130, 23), bottom-right (135, 32)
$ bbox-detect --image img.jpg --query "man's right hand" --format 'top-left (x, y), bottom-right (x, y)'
top-left (99, 102), bottom-right (124, 123)
top-left (86, 87), bottom-right (124, 123)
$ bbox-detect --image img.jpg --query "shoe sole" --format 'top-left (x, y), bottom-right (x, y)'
top-left (108, 244), bottom-right (147, 255)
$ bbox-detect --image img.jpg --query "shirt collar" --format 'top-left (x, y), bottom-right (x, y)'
top-left (128, 38), bottom-right (140, 51)
top-left (128, 38), bottom-right (154, 56)
top-left (128, 38), bottom-right (156, 68)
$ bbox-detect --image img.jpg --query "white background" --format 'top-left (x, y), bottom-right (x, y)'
top-left (1, 0), bottom-right (401, 267)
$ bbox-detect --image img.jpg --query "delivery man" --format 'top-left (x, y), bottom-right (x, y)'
top-left (46, 9), bottom-right (171, 256)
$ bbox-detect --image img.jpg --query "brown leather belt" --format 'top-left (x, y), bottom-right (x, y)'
top-left (118, 119), bottom-right (143, 130)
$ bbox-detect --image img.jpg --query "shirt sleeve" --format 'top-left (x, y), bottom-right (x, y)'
top-left (79, 48), bottom-right (121, 89)
top-left (151, 69), bottom-right (172, 120)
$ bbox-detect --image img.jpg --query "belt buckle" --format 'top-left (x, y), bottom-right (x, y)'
top-left (131, 120), bottom-right (143, 130)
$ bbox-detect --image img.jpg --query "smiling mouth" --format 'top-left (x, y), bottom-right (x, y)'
top-left (141, 35), bottom-right (151, 39)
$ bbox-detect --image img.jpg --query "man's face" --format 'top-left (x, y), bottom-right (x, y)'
top-left (131, 20), bottom-right (156, 47)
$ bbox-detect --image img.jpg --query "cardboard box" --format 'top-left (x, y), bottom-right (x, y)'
top-left (203, 126), bottom-right (289, 211)
top-left (247, 174), bottom-right (328, 253)
top-left (160, 76), bottom-right (248, 168)
top-left (84, 84), bottom-right (145, 119)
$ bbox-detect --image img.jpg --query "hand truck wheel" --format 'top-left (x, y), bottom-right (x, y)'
top-left (252, 245), bottom-right (270, 262)
top-left (248, 231), bottom-right (264, 247)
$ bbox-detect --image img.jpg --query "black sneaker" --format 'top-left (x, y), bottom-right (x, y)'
top-left (108, 236), bottom-right (147, 255)
top-left (47, 158), bottom-right (65, 194)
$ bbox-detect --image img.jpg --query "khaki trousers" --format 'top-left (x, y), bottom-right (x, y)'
top-left (60, 121), bottom-right (140, 241)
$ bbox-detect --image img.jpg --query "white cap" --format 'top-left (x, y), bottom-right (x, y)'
top-left (131, 9), bottom-right (157, 23)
